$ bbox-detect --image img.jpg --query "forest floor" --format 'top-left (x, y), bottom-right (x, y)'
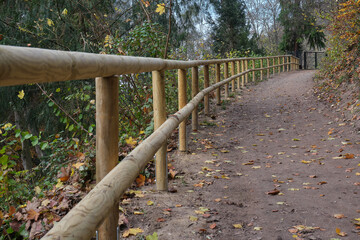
top-left (121, 70), bottom-right (360, 240)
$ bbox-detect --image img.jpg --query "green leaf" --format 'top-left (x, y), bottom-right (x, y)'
top-left (68, 124), bottom-right (74, 131)
top-left (146, 232), bottom-right (158, 240)
top-left (6, 227), bottom-right (13, 234)
top-left (40, 142), bottom-right (48, 150)
top-left (30, 136), bottom-right (39, 146)
top-left (0, 155), bottom-right (9, 167)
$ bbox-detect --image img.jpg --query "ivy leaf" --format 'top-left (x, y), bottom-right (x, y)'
top-left (155, 4), bottom-right (166, 15)
top-left (18, 90), bottom-right (25, 99)
top-left (146, 232), bottom-right (158, 240)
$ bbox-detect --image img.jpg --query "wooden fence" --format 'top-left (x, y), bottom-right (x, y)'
top-left (0, 45), bottom-right (299, 239)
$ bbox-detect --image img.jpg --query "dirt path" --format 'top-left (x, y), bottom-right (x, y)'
top-left (122, 70), bottom-right (360, 240)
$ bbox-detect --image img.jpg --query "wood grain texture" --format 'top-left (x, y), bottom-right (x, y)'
top-left (203, 65), bottom-right (210, 116)
top-left (191, 67), bottom-right (199, 131)
top-left (0, 45), bottom-right (295, 87)
top-left (224, 63), bottom-right (229, 99)
top-left (231, 61), bottom-right (236, 92)
top-left (95, 76), bottom-right (119, 240)
top-left (215, 64), bottom-right (221, 105)
top-left (178, 69), bottom-right (187, 152)
top-left (152, 70), bottom-right (168, 191)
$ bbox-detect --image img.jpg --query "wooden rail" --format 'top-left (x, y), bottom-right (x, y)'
top-left (0, 45), bottom-right (299, 239)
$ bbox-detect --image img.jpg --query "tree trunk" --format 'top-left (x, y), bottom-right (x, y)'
top-left (14, 109), bottom-right (33, 170)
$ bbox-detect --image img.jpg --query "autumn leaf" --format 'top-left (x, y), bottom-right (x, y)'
top-left (233, 223), bottom-right (243, 229)
top-left (133, 211), bottom-right (144, 215)
top-left (9, 206), bottom-right (16, 217)
top-left (335, 227), bottom-right (347, 236)
top-left (123, 228), bottom-right (144, 238)
top-left (209, 223), bottom-right (217, 229)
top-left (18, 90), bottom-right (25, 99)
top-left (254, 227), bottom-right (262, 231)
top-left (147, 200), bottom-right (154, 206)
top-left (27, 209), bottom-right (40, 221)
top-left (125, 137), bottom-right (137, 147)
top-left (156, 3), bottom-right (166, 15)
top-left (73, 162), bottom-right (85, 169)
top-left (189, 216), bottom-right (198, 221)
top-left (266, 189), bottom-right (280, 195)
top-left (334, 214), bottom-right (345, 219)
top-left (136, 174), bottom-right (145, 187)
top-left (344, 153), bottom-right (354, 159)
top-left (47, 18), bottom-right (54, 26)
top-left (62, 8), bottom-right (68, 15)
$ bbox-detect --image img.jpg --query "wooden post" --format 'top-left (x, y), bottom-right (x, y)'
top-left (216, 63), bottom-right (221, 105)
top-left (278, 56), bottom-right (281, 73)
top-left (252, 59), bottom-right (255, 82)
top-left (231, 61), bottom-right (236, 92)
top-left (241, 60), bottom-right (245, 87)
top-left (245, 59), bottom-right (248, 84)
top-left (236, 61), bottom-right (241, 89)
top-left (231, 61), bottom-right (235, 92)
top-left (283, 56), bottom-right (285, 72)
top-left (224, 63), bottom-right (229, 99)
top-left (192, 67), bottom-right (199, 131)
top-left (96, 76), bottom-right (119, 240)
top-left (204, 65), bottom-right (210, 116)
top-left (152, 70), bottom-right (168, 191)
top-left (260, 59), bottom-right (263, 81)
top-left (178, 69), bottom-right (187, 152)
top-left (267, 58), bottom-right (270, 78)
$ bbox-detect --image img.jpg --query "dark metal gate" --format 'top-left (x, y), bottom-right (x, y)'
top-left (303, 51), bottom-right (325, 70)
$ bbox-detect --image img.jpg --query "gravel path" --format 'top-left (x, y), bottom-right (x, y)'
top-left (122, 70), bottom-right (360, 240)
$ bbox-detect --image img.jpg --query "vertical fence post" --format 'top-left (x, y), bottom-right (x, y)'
top-left (304, 52), bottom-right (307, 70)
top-left (283, 56), bottom-right (285, 72)
top-left (267, 57), bottom-right (270, 78)
top-left (278, 56), bottom-right (281, 74)
top-left (96, 76), bottom-right (119, 240)
top-left (192, 67), bottom-right (199, 131)
top-left (252, 59), bottom-right (255, 82)
top-left (236, 61), bottom-right (241, 89)
top-left (224, 63), bottom-right (229, 99)
top-left (260, 58), bottom-right (263, 81)
top-left (178, 69), bottom-right (187, 152)
top-left (231, 61), bottom-right (236, 92)
top-left (216, 63), bottom-right (221, 105)
top-left (245, 59), bottom-right (248, 84)
top-left (152, 70), bottom-right (168, 191)
top-left (241, 60), bottom-right (245, 88)
top-left (204, 65), bottom-right (210, 116)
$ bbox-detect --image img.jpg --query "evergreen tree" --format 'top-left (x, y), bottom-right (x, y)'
top-left (209, 0), bottom-right (257, 55)
top-left (279, 0), bottom-right (326, 53)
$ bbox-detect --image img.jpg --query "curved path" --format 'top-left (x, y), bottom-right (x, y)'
top-left (124, 70), bottom-right (360, 240)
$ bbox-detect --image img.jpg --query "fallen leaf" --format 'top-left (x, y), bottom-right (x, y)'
top-left (254, 226), bottom-right (262, 231)
top-left (301, 160), bottom-right (312, 164)
top-left (123, 228), bottom-right (144, 238)
top-left (335, 227), bottom-right (347, 236)
top-left (317, 181), bottom-right (327, 185)
top-left (288, 188), bottom-right (300, 191)
top-left (233, 224), bottom-right (243, 229)
top-left (27, 209), bottom-right (40, 221)
top-left (147, 200), bottom-right (154, 206)
top-left (157, 218), bottom-right (165, 222)
top-left (136, 174), bottom-right (145, 187)
top-left (344, 153), bottom-right (354, 159)
top-left (266, 189), bottom-right (280, 195)
top-left (133, 211), bottom-right (144, 215)
top-left (214, 198), bottom-right (221, 202)
top-left (209, 223), bottom-right (216, 229)
top-left (252, 166), bottom-right (261, 169)
top-left (334, 214), bottom-right (345, 219)
top-left (189, 216), bottom-right (198, 221)
top-left (292, 138), bottom-right (300, 141)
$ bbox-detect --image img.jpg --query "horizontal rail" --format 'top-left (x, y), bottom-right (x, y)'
top-left (0, 45), bottom-right (294, 87)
